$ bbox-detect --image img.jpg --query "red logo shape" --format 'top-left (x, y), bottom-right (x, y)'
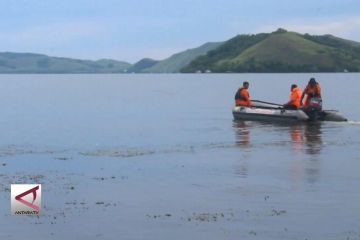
top-left (15, 185), bottom-right (40, 211)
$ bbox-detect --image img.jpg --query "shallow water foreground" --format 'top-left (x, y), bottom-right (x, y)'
top-left (0, 74), bottom-right (360, 240)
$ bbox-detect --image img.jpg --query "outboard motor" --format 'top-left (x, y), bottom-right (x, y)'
top-left (309, 97), bottom-right (323, 111)
top-left (304, 97), bottom-right (323, 121)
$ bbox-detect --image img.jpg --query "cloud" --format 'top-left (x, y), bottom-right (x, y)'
top-left (0, 18), bottom-right (188, 61)
top-left (255, 16), bottom-right (360, 41)
top-left (0, 20), bottom-right (106, 49)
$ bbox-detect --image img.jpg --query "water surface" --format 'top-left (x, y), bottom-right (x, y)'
top-left (0, 73), bottom-right (359, 240)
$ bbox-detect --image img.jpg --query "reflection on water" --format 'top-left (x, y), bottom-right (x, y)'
top-left (233, 121), bottom-right (323, 155)
top-left (233, 164), bottom-right (249, 178)
top-left (303, 123), bottom-right (322, 155)
top-left (233, 121), bottom-right (250, 147)
top-left (233, 121), bottom-right (324, 185)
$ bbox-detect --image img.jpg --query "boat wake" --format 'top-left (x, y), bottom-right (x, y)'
top-left (347, 120), bottom-right (360, 125)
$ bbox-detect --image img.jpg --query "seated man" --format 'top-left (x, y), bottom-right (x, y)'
top-left (235, 81), bottom-right (251, 106)
top-left (284, 84), bottom-right (302, 109)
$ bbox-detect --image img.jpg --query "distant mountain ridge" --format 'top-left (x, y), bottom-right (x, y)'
top-left (0, 52), bottom-right (131, 73)
top-left (0, 41), bottom-right (223, 73)
top-left (1, 29), bottom-right (360, 73)
top-left (143, 42), bottom-right (223, 73)
top-left (182, 29), bottom-right (360, 73)
top-left (127, 58), bottom-right (159, 73)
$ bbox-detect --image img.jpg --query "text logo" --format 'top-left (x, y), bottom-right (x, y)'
top-left (11, 184), bottom-right (41, 215)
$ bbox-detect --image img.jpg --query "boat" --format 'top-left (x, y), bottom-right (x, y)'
top-left (232, 106), bottom-right (309, 121)
top-left (232, 100), bottom-right (347, 122)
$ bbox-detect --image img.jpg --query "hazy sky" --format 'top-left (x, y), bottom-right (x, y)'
top-left (0, 0), bottom-right (359, 63)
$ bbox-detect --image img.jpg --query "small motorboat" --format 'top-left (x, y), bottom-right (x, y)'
top-left (232, 100), bottom-right (347, 122)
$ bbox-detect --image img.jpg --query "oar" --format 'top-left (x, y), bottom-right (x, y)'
top-left (251, 105), bottom-right (284, 110)
top-left (252, 100), bottom-right (283, 107)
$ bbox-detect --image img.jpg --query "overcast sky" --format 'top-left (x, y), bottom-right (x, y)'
top-left (0, 0), bottom-right (359, 63)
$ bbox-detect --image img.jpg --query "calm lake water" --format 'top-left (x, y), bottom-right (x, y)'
top-left (0, 73), bottom-right (360, 240)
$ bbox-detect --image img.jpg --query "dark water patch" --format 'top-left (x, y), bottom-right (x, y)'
top-left (0, 145), bottom-right (72, 157)
top-left (54, 157), bottom-right (72, 161)
top-left (79, 148), bottom-right (156, 158)
top-left (146, 210), bottom-right (235, 223)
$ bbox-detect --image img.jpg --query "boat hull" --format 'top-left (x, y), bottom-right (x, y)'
top-left (232, 106), bottom-right (348, 122)
top-left (232, 106), bottom-right (309, 122)
top-left (320, 110), bottom-right (348, 122)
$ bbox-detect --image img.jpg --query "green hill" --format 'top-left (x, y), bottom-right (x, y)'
top-left (181, 29), bottom-right (360, 73)
top-left (143, 42), bottom-right (223, 73)
top-left (127, 58), bottom-right (159, 73)
top-left (3, 29), bottom-right (360, 74)
top-left (0, 52), bottom-right (131, 73)
top-left (95, 59), bottom-right (131, 71)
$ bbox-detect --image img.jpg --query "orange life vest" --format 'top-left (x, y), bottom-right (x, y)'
top-left (287, 87), bottom-right (302, 108)
top-left (235, 87), bottom-right (251, 106)
top-left (304, 83), bottom-right (321, 106)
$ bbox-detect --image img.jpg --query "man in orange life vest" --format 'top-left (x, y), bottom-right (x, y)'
top-left (235, 81), bottom-right (251, 106)
top-left (300, 78), bottom-right (321, 107)
top-left (283, 84), bottom-right (302, 109)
